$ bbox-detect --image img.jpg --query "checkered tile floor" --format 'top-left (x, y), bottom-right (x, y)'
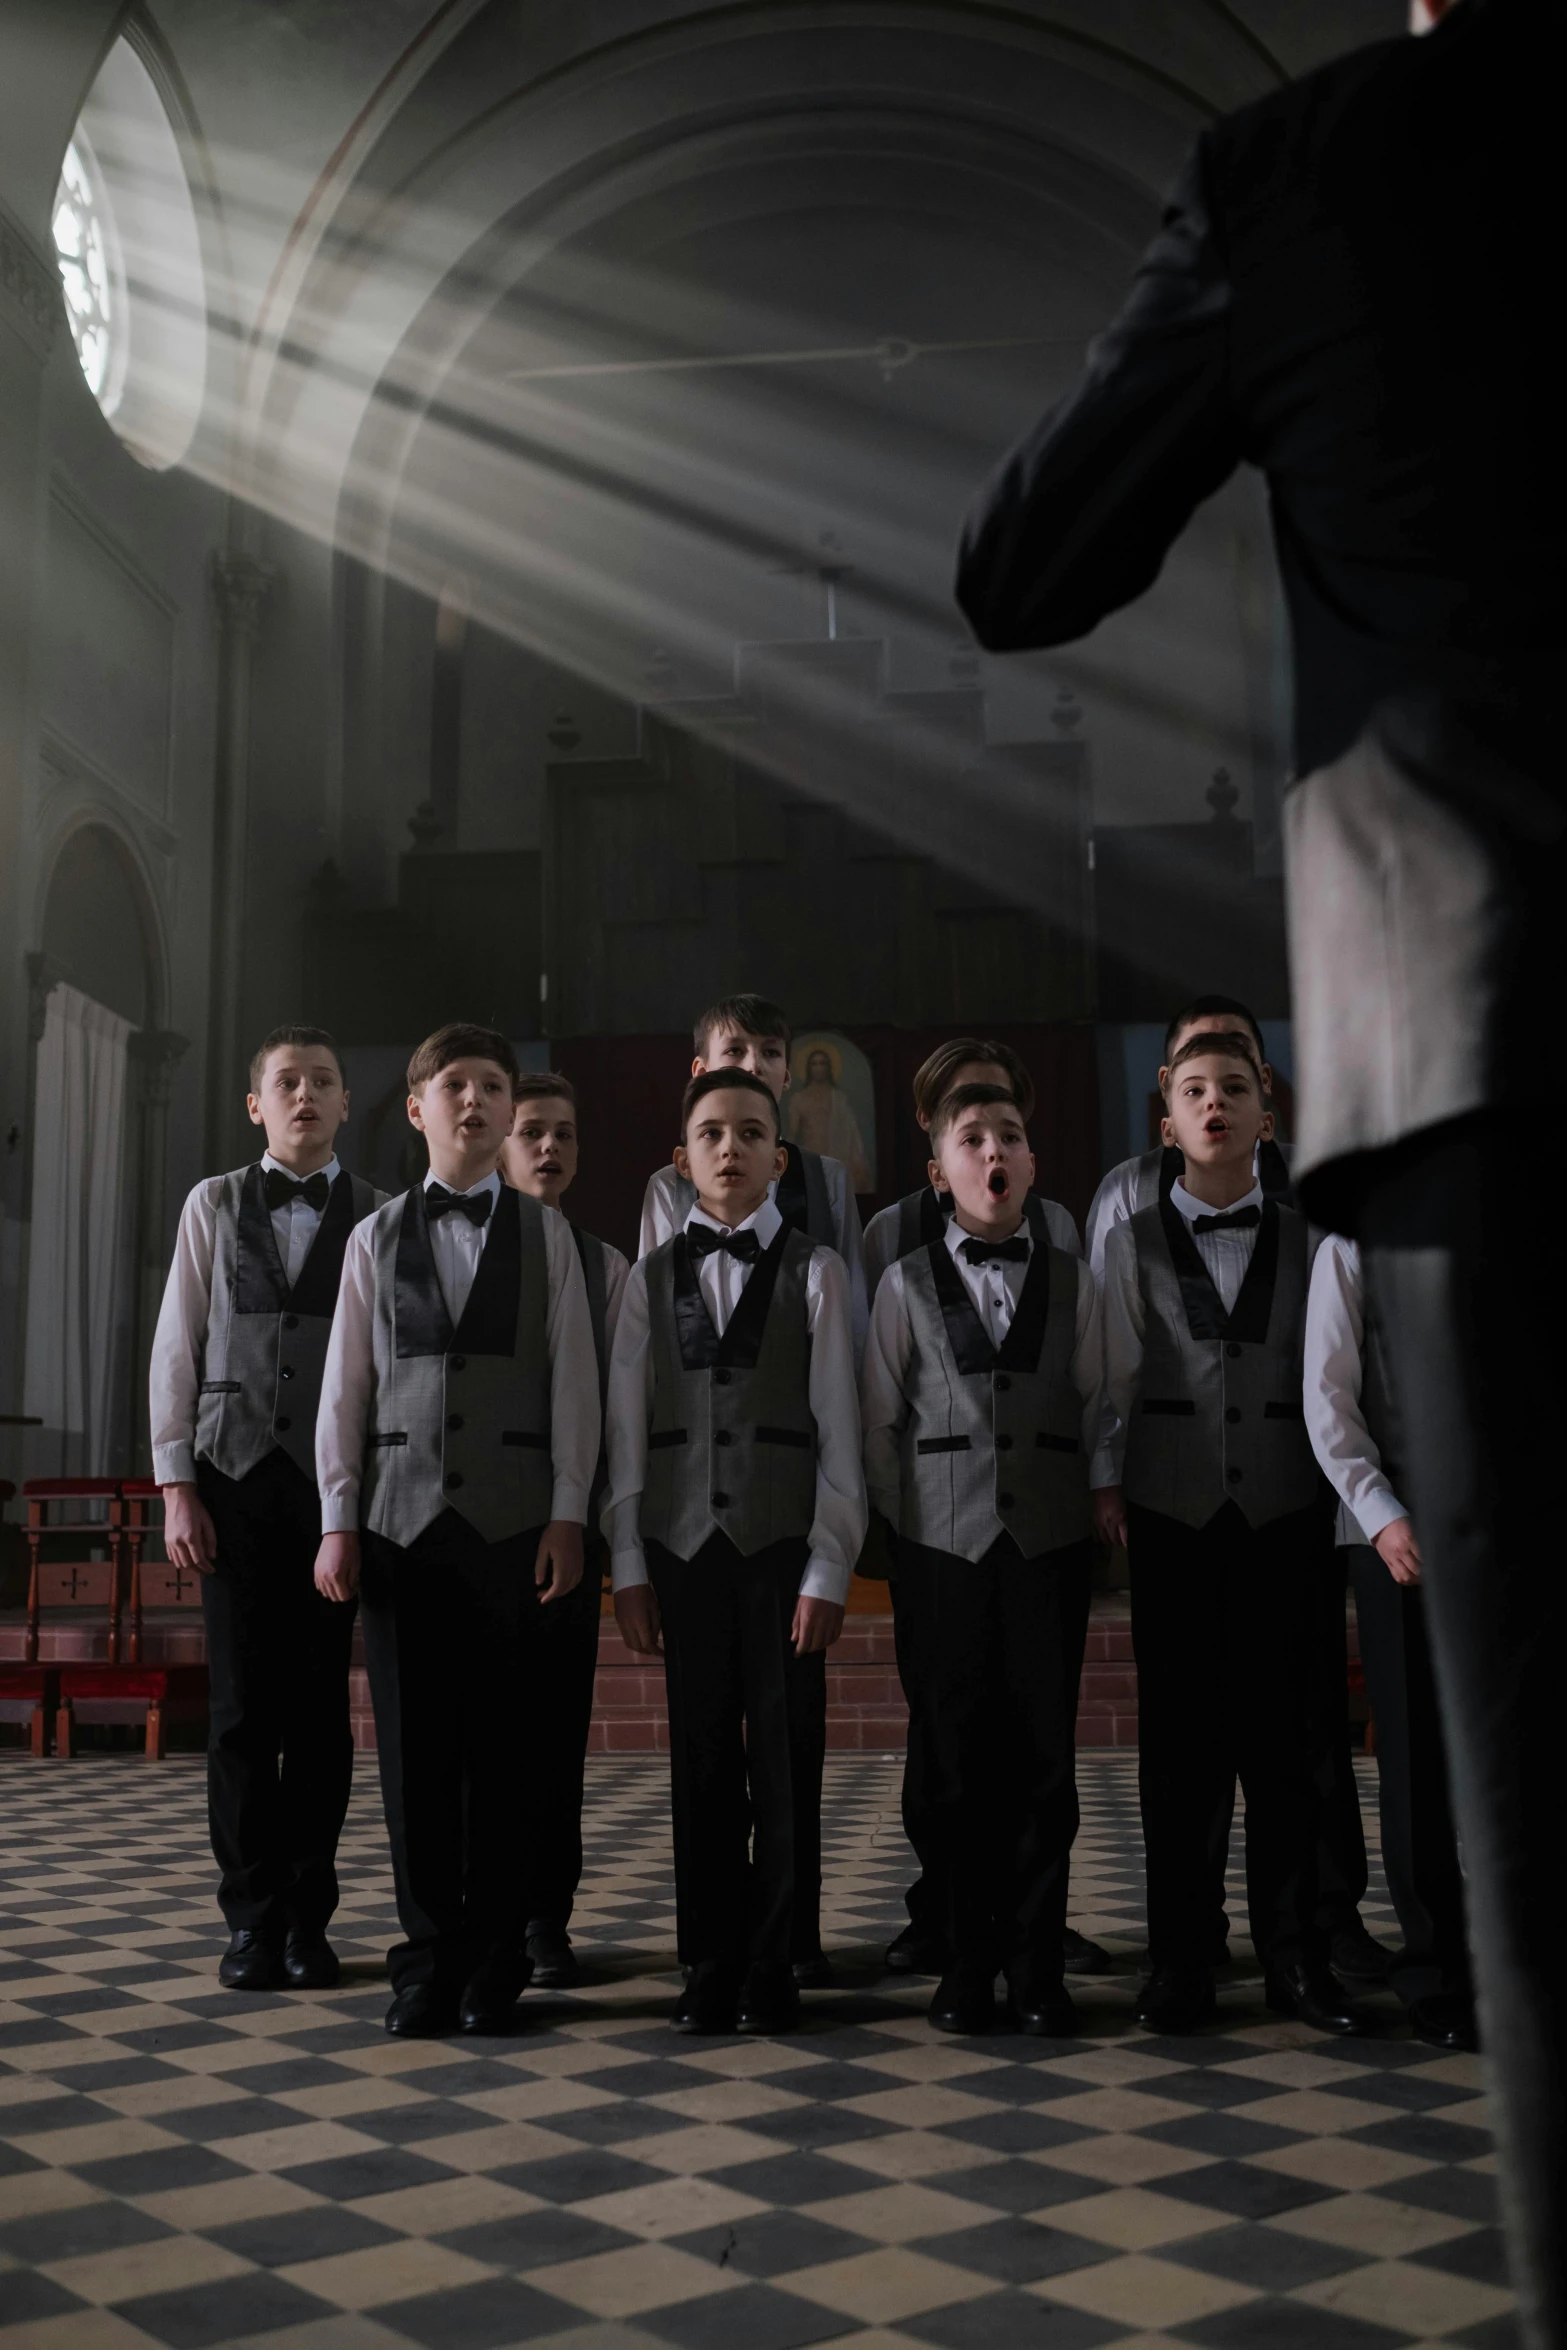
top-left (0, 1756), bottom-right (1513, 2350)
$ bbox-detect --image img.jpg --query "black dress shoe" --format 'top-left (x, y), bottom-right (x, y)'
top-left (524, 1922), bottom-right (580, 1988)
top-left (738, 1963), bottom-right (803, 2035)
top-left (1006, 1976), bottom-right (1080, 2036)
top-left (929, 1966), bottom-right (997, 2035)
top-left (385, 1983), bottom-right (457, 2037)
top-left (885, 1922), bottom-right (946, 1976)
top-left (1132, 1966), bottom-right (1217, 2034)
top-left (1265, 1960), bottom-right (1368, 2036)
top-left (1409, 1990), bottom-right (1479, 2051)
top-left (459, 1953), bottom-right (532, 2034)
top-left (1329, 1918), bottom-right (1394, 1984)
top-left (218, 1930), bottom-right (285, 1991)
top-left (1062, 1928), bottom-right (1112, 1976)
top-left (792, 1951), bottom-right (835, 1989)
top-left (672, 1963), bottom-right (739, 2034)
top-left (282, 1930), bottom-right (340, 1990)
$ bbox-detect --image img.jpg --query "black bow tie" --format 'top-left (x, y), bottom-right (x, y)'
top-left (688, 1225), bottom-right (761, 1264)
top-left (1192, 1205), bottom-right (1262, 1236)
top-left (426, 1185), bottom-right (493, 1227)
top-left (960, 1236), bottom-right (1029, 1267)
top-left (264, 1168), bottom-right (331, 1213)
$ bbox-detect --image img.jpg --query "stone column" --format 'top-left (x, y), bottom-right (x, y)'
top-left (204, 547), bottom-right (273, 1168)
top-left (125, 1028), bottom-right (188, 1468)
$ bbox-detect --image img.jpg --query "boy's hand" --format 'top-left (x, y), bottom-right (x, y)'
top-left (1092, 1485), bottom-right (1128, 1551)
top-left (1373, 1517), bottom-right (1422, 1586)
top-left (792, 1597), bottom-right (844, 1655)
top-left (615, 1584), bottom-right (662, 1654)
top-left (315, 1533), bottom-right (361, 1603)
top-left (163, 1483), bottom-right (217, 1575)
top-left (535, 1520), bottom-right (585, 1603)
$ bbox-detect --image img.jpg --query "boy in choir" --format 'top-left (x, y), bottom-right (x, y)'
top-left (1093, 1031), bottom-right (1363, 2036)
top-left (861, 1038), bottom-right (1104, 1982)
top-left (314, 1024), bottom-right (599, 2038)
top-left (500, 1072), bottom-right (629, 1988)
top-left (640, 989), bottom-right (863, 1987)
top-left (153, 1026), bottom-right (379, 1991)
top-left (609, 1068), bottom-right (866, 2034)
top-left (1087, 994), bottom-right (1379, 1990)
top-left (1305, 1236), bottom-right (1476, 2050)
top-left (863, 1038), bottom-right (1079, 1302)
top-left (861, 1085), bottom-right (1102, 2035)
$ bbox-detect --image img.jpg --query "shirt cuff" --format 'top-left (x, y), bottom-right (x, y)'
top-left (1089, 1450), bottom-right (1122, 1490)
top-left (800, 1554), bottom-right (851, 1606)
top-left (153, 1445), bottom-right (198, 1487)
top-left (549, 1479), bottom-right (590, 1526)
top-left (610, 1545), bottom-right (649, 1592)
top-left (320, 1491), bottom-right (361, 1536)
top-left (1349, 1486), bottom-right (1408, 1544)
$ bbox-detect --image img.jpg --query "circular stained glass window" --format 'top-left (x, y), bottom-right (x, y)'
top-left (53, 132), bottom-right (125, 413)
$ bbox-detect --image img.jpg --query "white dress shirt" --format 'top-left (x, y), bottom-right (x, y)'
top-left (150, 1153), bottom-right (342, 1487)
top-left (861, 1216), bottom-right (1103, 1535)
top-left (862, 1190), bottom-right (1082, 1302)
top-left (1094, 1177), bottom-right (1265, 1488)
top-left (638, 1155), bottom-right (869, 1358)
top-left (1086, 1143), bottom-right (1291, 1285)
top-left (316, 1169), bottom-right (601, 1535)
top-left (1304, 1234), bottom-right (1408, 1547)
top-left (604, 1198), bottom-right (868, 1604)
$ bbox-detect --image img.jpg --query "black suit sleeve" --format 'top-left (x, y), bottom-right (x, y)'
top-left (954, 140), bottom-right (1244, 653)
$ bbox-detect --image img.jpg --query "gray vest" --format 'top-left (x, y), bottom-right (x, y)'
top-left (1124, 1197), bottom-right (1325, 1531)
top-left (898, 1235), bottom-right (1090, 1563)
top-left (361, 1185), bottom-right (553, 1547)
top-left (196, 1164), bottom-right (378, 1484)
top-left (639, 1226), bottom-right (817, 1561)
top-left (666, 1142), bottom-right (835, 1248)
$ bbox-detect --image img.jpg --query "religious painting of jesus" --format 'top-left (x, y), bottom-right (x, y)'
top-left (785, 1031), bottom-right (876, 1191)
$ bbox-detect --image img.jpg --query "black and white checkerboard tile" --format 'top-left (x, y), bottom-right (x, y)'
top-left (0, 1756), bottom-right (1513, 2350)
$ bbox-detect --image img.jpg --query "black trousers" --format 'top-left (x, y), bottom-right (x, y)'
top-left (361, 1512), bottom-right (542, 1994)
top-left (1128, 1499), bottom-right (1334, 1973)
top-left (197, 1451), bottom-right (355, 1937)
top-left (648, 1533), bottom-right (816, 1974)
top-left (890, 1567), bottom-right (942, 1938)
top-left (1348, 1546), bottom-right (1470, 2003)
top-left (523, 1544), bottom-right (605, 1933)
top-left (895, 1535), bottom-right (1092, 1982)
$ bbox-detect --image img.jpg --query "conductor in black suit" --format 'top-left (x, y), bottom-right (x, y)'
top-left (955, 3), bottom-right (1561, 2340)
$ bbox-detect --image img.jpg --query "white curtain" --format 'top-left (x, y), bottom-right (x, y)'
top-left (24, 983), bottom-right (133, 1471)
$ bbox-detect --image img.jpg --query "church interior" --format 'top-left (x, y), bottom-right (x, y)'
top-left (0, 6), bottom-right (1516, 2348)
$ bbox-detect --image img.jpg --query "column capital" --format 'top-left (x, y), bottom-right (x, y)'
top-left (127, 1029), bottom-right (190, 1107)
top-left (24, 951), bottom-right (68, 1042)
top-left (211, 550), bottom-right (275, 640)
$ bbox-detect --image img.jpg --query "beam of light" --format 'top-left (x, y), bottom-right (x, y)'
top-left (501, 332), bottom-right (1084, 383)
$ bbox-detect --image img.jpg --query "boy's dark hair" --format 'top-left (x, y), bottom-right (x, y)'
top-left (693, 992), bottom-right (791, 1058)
top-left (1162, 1030), bottom-right (1265, 1099)
top-left (512, 1070), bottom-right (576, 1109)
top-left (406, 1023), bottom-right (519, 1093)
top-left (1164, 994), bottom-right (1266, 1063)
top-left (929, 1081), bottom-right (1026, 1146)
top-left (913, 1037), bottom-right (1034, 1124)
top-left (249, 1025), bottom-right (346, 1091)
top-left (680, 1067), bottom-right (782, 1139)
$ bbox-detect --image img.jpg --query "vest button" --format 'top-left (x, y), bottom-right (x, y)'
top-left (280, 1366), bottom-right (295, 1381)
top-left (714, 1430), bottom-right (734, 1447)
top-left (450, 1355), bottom-right (467, 1372)
top-left (1227, 1343), bottom-right (1242, 1359)
top-left (1227, 1465), bottom-right (1243, 1482)
top-left (998, 1491), bottom-right (1015, 1509)
top-left (275, 1416), bottom-right (291, 1433)
top-left (282, 1314), bottom-right (299, 1331)
top-left (995, 1433), bottom-right (1013, 1451)
top-left (445, 1471), bottom-right (464, 1490)
top-left (446, 1413), bottom-right (464, 1432)
top-left (1225, 1406), bottom-right (1241, 1424)
top-left (711, 1491), bottom-right (730, 1508)
top-left (713, 1369), bottom-right (732, 1386)
top-left (995, 1374), bottom-right (1011, 1392)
